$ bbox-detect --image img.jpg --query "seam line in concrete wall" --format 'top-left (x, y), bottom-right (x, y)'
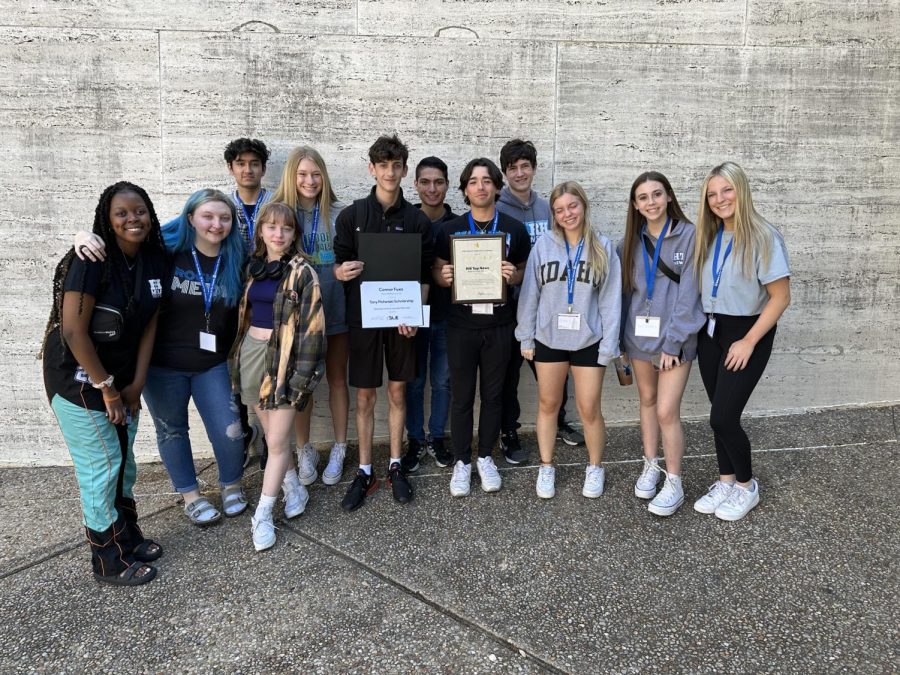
top-left (157, 30), bottom-right (164, 195)
top-left (743, 0), bottom-right (750, 47)
top-left (551, 41), bottom-right (559, 189)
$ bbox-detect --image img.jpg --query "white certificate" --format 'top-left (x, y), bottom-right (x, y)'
top-left (360, 281), bottom-right (424, 328)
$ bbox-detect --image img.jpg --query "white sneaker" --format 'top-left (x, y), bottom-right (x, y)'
top-left (693, 480), bottom-right (736, 514)
top-left (536, 465), bottom-right (556, 499)
top-left (715, 479), bottom-right (760, 521)
top-left (251, 512), bottom-right (276, 552)
top-left (449, 460), bottom-right (471, 497)
top-left (298, 444), bottom-right (319, 485)
top-left (322, 442), bottom-right (346, 486)
top-left (648, 473), bottom-right (684, 516)
top-left (634, 457), bottom-right (661, 499)
top-left (282, 482), bottom-right (309, 519)
top-left (582, 464), bottom-right (605, 498)
top-left (476, 456), bottom-right (502, 493)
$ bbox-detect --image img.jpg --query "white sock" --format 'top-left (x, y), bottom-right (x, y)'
top-left (667, 473), bottom-right (683, 488)
top-left (389, 458), bottom-right (401, 469)
top-left (283, 469), bottom-right (301, 490)
top-left (254, 494), bottom-right (276, 520)
top-left (359, 464), bottom-right (372, 476)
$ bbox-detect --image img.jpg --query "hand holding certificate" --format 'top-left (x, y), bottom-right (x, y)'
top-left (360, 281), bottom-right (424, 328)
top-left (450, 234), bottom-right (506, 304)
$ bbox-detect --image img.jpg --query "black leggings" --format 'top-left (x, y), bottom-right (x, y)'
top-left (448, 323), bottom-right (514, 463)
top-left (697, 314), bottom-right (776, 483)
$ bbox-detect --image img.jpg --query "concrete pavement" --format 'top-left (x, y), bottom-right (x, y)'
top-left (0, 404), bottom-right (897, 673)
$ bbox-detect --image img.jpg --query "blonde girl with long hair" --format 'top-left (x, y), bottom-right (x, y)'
top-left (692, 162), bottom-right (791, 521)
top-left (516, 181), bottom-right (621, 500)
top-left (619, 172), bottom-right (705, 517)
top-left (271, 146), bottom-right (349, 487)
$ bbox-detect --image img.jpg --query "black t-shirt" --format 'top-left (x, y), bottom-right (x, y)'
top-left (434, 211), bottom-right (531, 329)
top-left (43, 248), bottom-right (166, 411)
top-left (151, 249), bottom-right (239, 371)
top-left (418, 204), bottom-right (457, 324)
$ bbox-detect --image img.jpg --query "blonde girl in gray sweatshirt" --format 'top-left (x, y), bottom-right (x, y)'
top-left (516, 181), bottom-right (621, 500)
top-left (618, 172), bottom-right (705, 518)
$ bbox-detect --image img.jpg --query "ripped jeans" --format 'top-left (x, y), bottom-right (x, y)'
top-left (143, 362), bottom-right (244, 493)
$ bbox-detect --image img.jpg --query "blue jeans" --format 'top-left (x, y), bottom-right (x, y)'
top-left (143, 362), bottom-right (244, 493)
top-left (405, 319), bottom-right (450, 441)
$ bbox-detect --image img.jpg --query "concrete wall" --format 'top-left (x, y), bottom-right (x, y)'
top-left (2, 1), bottom-right (897, 466)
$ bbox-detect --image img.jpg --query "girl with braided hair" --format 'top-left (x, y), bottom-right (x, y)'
top-left (41, 182), bottom-right (167, 586)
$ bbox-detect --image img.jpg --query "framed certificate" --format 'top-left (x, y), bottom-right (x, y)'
top-left (450, 234), bottom-right (506, 304)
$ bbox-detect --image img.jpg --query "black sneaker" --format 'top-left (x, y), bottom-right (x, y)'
top-left (341, 470), bottom-right (379, 512)
top-left (388, 462), bottom-right (414, 504)
top-left (557, 422), bottom-right (585, 446)
top-left (429, 437), bottom-right (453, 468)
top-left (400, 438), bottom-right (426, 473)
top-left (500, 430), bottom-right (528, 465)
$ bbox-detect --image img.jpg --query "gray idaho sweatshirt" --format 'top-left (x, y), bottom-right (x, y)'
top-left (617, 219), bottom-right (705, 361)
top-left (516, 229), bottom-right (622, 366)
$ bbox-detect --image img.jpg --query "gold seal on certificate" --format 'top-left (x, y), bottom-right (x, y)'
top-left (450, 234), bottom-right (506, 304)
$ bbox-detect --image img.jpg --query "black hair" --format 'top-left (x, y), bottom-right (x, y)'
top-left (224, 138), bottom-right (271, 167)
top-left (40, 182), bottom-right (166, 357)
top-left (415, 156), bottom-right (449, 181)
top-left (368, 134), bottom-right (409, 165)
top-left (499, 139), bottom-right (537, 173)
top-left (458, 158), bottom-right (504, 205)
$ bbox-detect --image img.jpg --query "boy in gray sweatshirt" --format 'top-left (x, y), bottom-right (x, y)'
top-left (496, 139), bottom-right (582, 460)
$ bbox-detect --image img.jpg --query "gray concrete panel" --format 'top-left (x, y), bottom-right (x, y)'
top-left (554, 43), bottom-right (899, 207)
top-left (0, 1), bottom-right (355, 34)
top-left (748, 0), bottom-right (900, 47)
top-left (359, 0), bottom-right (745, 45)
top-left (158, 32), bottom-right (557, 200)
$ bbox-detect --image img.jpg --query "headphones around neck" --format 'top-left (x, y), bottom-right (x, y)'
top-left (248, 255), bottom-right (290, 281)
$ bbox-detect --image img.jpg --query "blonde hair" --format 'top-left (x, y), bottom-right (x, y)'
top-left (694, 162), bottom-right (771, 277)
top-left (549, 181), bottom-right (608, 282)
top-left (272, 146), bottom-right (338, 229)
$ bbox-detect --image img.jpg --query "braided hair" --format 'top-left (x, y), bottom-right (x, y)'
top-left (39, 182), bottom-right (165, 358)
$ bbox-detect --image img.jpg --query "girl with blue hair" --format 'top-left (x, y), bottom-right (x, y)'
top-left (141, 189), bottom-right (249, 525)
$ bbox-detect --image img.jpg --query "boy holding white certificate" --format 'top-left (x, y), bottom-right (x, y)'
top-left (333, 135), bottom-right (433, 511)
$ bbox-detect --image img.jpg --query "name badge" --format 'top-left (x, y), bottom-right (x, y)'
top-left (471, 303), bottom-right (493, 315)
top-left (557, 313), bottom-right (581, 331)
top-left (706, 316), bottom-right (716, 338)
top-left (635, 316), bottom-right (660, 338)
top-left (199, 331), bottom-right (217, 352)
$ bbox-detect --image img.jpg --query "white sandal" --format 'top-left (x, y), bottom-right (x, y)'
top-left (184, 497), bottom-right (221, 526)
top-left (221, 485), bottom-right (248, 517)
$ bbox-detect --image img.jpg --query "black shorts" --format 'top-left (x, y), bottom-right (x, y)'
top-left (534, 340), bottom-right (604, 368)
top-left (348, 326), bottom-right (417, 388)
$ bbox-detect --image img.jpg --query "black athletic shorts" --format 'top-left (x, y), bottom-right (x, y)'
top-left (534, 340), bottom-right (604, 368)
top-left (348, 326), bottom-right (417, 388)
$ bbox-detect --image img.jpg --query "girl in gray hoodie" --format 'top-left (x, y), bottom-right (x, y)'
top-left (618, 172), bottom-right (705, 517)
top-left (516, 181), bottom-right (621, 500)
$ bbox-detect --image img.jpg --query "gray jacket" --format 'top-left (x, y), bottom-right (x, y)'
top-left (618, 219), bottom-right (705, 361)
top-left (516, 229), bottom-right (622, 365)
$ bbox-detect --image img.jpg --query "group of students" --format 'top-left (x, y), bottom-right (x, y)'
top-left (41, 134), bottom-right (790, 586)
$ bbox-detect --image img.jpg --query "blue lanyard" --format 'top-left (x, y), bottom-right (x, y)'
top-left (468, 211), bottom-right (498, 234)
top-left (640, 217), bottom-right (671, 309)
top-left (235, 189), bottom-right (265, 241)
top-left (565, 237), bottom-right (585, 312)
top-left (190, 247), bottom-right (222, 322)
top-left (302, 204), bottom-right (320, 255)
top-left (710, 223), bottom-right (734, 301)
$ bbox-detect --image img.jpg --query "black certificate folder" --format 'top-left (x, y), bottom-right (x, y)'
top-left (358, 232), bottom-right (421, 282)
